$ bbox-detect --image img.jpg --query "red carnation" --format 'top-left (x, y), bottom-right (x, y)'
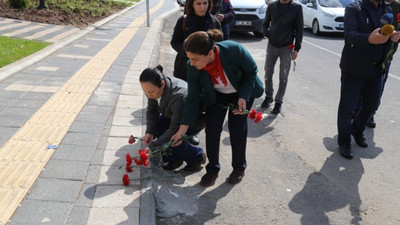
top-left (126, 153), bottom-right (132, 166)
top-left (289, 44), bottom-right (295, 50)
top-left (248, 109), bottom-right (257, 120)
top-left (254, 112), bottom-right (263, 123)
top-left (143, 160), bottom-right (149, 167)
top-left (128, 135), bottom-right (136, 144)
top-left (122, 174), bottom-right (130, 186)
top-left (140, 152), bottom-right (149, 162)
top-left (126, 165), bottom-right (133, 172)
top-left (134, 158), bottom-right (141, 166)
top-left (397, 13), bottom-right (400, 24)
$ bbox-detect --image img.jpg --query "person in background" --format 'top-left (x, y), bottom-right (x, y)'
top-left (140, 65), bottom-right (206, 171)
top-left (171, 0), bottom-right (221, 81)
top-left (211, 0), bottom-right (235, 40)
top-left (171, 0), bottom-right (221, 145)
top-left (360, 0), bottom-right (400, 129)
top-left (337, 0), bottom-right (400, 159)
top-left (260, 0), bottom-right (303, 114)
top-left (171, 30), bottom-right (264, 187)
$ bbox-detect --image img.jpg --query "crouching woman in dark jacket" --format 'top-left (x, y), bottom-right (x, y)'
top-left (140, 65), bottom-right (205, 171)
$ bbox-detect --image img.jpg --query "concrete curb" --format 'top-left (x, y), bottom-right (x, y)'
top-left (139, 5), bottom-right (180, 225)
top-left (0, 0), bottom-right (145, 82)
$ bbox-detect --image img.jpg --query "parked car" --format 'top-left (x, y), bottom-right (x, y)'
top-left (177, 0), bottom-right (186, 7)
top-left (298, 0), bottom-right (353, 35)
top-left (229, 0), bottom-right (267, 37)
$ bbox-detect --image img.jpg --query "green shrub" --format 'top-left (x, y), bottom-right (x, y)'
top-left (9, 0), bottom-right (28, 8)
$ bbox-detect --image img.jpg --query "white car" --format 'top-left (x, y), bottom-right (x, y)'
top-left (298, 0), bottom-right (354, 35)
top-left (229, 0), bottom-right (267, 37)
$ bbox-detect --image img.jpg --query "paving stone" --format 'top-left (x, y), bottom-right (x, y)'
top-left (41, 159), bottom-right (90, 180)
top-left (0, 126), bottom-right (19, 146)
top-left (0, 97), bottom-right (18, 106)
top-left (112, 115), bottom-right (143, 127)
top-left (87, 207), bottom-right (139, 225)
top-left (8, 200), bottom-right (72, 225)
top-left (85, 165), bottom-right (101, 184)
top-left (110, 125), bottom-right (142, 137)
top-left (65, 206), bottom-right (90, 225)
top-left (27, 178), bottom-right (82, 202)
top-left (105, 137), bottom-right (140, 150)
top-left (98, 165), bottom-right (140, 186)
top-left (2, 106), bottom-right (37, 118)
top-left (91, 149), bottom-right (104, 165)
top-left (92, 185), bottom-right (140, 208)
top-left (52, 144), bottom-right (96, 162)
top-left (0, 115), bottom-right (28, 127)
top-left (69, 121), bottom-right (106, 134)
top-left (12, 99), bottom-right (46, 109)
top-left (62, 132), bottom-right (102, 147)
top-left (75, 183), bottom-right (97, 207)
top-left (19, 92), bottom-right (53, 100)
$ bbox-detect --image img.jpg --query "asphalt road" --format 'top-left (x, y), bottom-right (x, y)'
top-left (154, 8), bottom-right (400, 225)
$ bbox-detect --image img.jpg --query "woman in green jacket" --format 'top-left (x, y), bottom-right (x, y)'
top-left (172, 30), bottom-right (263, 186)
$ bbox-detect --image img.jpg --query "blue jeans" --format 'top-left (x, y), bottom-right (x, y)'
top-left (337, 73), bottom-right (383, 146)
top-left (156, 116), bottom-right (203, 166)
top-left (204, 92), bottom-right (254, 174)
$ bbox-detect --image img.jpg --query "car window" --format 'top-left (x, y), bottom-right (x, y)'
top-left (319, 0), bottom-right (353, 8)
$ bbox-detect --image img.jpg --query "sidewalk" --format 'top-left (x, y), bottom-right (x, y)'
top-left (0, 0), bottom-right (179, 224)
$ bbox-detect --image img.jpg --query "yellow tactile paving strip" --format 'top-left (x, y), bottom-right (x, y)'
top-left (0, 0), bottom-right (164, 224)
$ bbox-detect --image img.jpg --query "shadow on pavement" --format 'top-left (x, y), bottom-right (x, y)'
top-left (288, 134), bottom-right (382, 225)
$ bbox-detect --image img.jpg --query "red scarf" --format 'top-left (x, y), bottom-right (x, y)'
top-left (202, 47), bottom-right (227, 86)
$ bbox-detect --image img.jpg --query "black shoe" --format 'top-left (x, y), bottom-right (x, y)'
top-left (200, 172), bottom-right (218, 187)
top-left (366, 117), bottom-right (376, 128)
top-left (184, 153), bottom-right (206, 171)
top-left (188, 135), bottom-right (200, 145)
top-left (226, 170), bottom-right (245, 184)
top-left (163, 160), bottom-right (183, 171)
top-left (261, 98), bottom-right (272, 108)
top-left (351, 125), bottom-right (368, 148)
top-left (271, 103), bottom-right (282, 114)
top-left (339, 144), bottom-right (353, 159)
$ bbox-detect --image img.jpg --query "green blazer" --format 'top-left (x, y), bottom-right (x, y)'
top-left (181, 40), bottom-right (264, 126)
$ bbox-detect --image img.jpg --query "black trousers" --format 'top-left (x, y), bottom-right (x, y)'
top-left (204, 92), bottom-right (254, 174)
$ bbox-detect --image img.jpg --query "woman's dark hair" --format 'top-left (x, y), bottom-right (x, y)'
top-left (185, 0), bottom-right (213, 16)
top-left (139, 65), bottom-right (165, 88)
top-left (183, 29), bottom-right (223, 55)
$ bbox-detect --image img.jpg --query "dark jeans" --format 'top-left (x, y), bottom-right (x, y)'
top-left (204, 92), bottom-right (254, 174)
top-left (337, 73), bottom-right (383, 146)
top-left (156, 116), bottom-right (203, 165)
top-left (355, 63), bottom-right (389, 114)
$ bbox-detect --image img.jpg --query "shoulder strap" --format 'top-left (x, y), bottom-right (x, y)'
top-left (182, 14), bottom-right (187, 31)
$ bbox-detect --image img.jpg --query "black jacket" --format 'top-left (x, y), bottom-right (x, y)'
top-left (171, 13), bottom-right (221, 81)
top-left (263, 0), bottom-right (303, 51)
top-left (212, 0), bottom-right (235, 39)
top-left (340, 0), bottom-right (392, 77)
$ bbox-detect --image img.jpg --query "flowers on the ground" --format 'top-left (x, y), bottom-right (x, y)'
top-left (289, 44), bottom-right (296, 72)
top-left (122, 134), bottom-right (190, 185)
top-left (122, 174), bottom-right (130, 186)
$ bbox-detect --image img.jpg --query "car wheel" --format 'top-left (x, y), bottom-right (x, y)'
top-left (253, 31), bottom-right (264, 37)
top-left (312, 19), bottom-right (321, 35)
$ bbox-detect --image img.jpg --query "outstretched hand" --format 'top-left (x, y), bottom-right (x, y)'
top-left (232, 98), bottom-right (247, 115)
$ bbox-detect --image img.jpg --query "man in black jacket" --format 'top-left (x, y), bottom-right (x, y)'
top-left (337, 0), bottom-right (400, 159)
top-left (261, 0), bottom-right (303, 114)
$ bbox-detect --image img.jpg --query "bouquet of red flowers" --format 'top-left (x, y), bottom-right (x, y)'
top-left (122, 135), bottom-right (190, 186)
